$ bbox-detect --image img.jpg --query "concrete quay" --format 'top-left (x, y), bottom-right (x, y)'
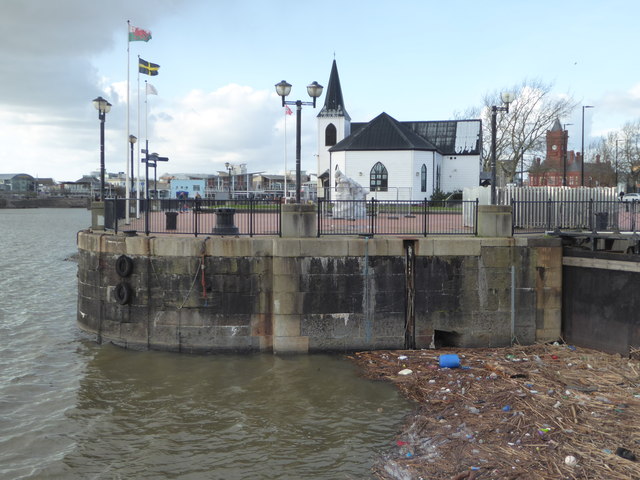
top-left (77, 224), bottom-right (562, 354)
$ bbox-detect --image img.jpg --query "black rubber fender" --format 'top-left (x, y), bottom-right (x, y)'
top-left (115, 255), bottom-right (134, 277)
top-left (114, 282), bottom-right (132, 305)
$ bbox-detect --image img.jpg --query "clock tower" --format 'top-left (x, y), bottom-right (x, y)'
top-left (546, 118), bottom-right (565, 169)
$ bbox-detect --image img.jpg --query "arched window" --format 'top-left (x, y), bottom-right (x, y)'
top-left (370, 162), bottom-right (388, 191)
top-left (325, 124), bottom-right (337, 146)
top-left (420, 164), bottom-right (427, 192)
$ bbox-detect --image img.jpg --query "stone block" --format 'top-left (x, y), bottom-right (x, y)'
top-left (273, 314), bottom-right (301, 337)
top-left (433, 238), bottom-right (482, 256)
top-left (414, 238), bottom-right (435, 256)
top-left (536, 246), bottom-right (563, 267)
top-left (300, 238), bottom-right (349, 257)
top-left (273, 273), bottom-right (299, 293)
top-left (272, 239), bottom-right (301, 257)
top-left (125, 235), bottom-right (150, 256)
top-left (281, 204), bottom-right (317, 238)
top-left (274, 335), bottom-right (309, 354)
top-left (477, 205), bottom-right (513, 237)
top-left (273, 292), bottom-right (303, 315)
top-left (480, 246), bottom-right (513, 268)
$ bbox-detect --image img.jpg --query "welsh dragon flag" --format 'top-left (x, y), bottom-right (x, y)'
top-left (129, 25), bottom-right (151, 42)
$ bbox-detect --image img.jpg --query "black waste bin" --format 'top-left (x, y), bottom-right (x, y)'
top-left (213, 208), bottom-right (239, 235)
top-left (595, 212), bottom-right (608, 230)
top-left (165, 211), bottom-right (178, 230)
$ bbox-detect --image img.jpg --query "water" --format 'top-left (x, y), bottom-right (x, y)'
top-left (0, 209), bottom-right (411, 479)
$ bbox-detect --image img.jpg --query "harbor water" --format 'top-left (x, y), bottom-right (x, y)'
top-left (0, 208), bottom-right (411, 479)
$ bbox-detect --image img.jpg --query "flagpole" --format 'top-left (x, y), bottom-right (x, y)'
top-left (136, 55), bottom-right (141, 216)
top-left (284, 108), bottom-right (288, 200)
top-left (125, 20), bottom-right (131, 224)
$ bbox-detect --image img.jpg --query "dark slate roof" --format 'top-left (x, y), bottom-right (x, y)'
top-left (329, 112), bottom-right (437, 152)
top-left (550, 118), bottom-right (563, 131)
top-left (345, 118), bottom-right (481, 155)
top-left (317, 60), bottom-right (350, 120)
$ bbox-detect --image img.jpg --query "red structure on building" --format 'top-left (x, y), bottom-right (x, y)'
top-left (529, 119), bottom-right (615, 187)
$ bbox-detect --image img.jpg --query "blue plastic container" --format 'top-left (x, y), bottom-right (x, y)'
top-left (439, 354), bottom-right (461, 368)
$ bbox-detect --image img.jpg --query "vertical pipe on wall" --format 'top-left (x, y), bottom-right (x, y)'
top-left (511, 264), bottom-right (516, 345)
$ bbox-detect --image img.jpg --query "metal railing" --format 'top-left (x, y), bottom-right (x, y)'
top-left (105, 197), bottom-right (281, 236)
top-left (511, 199), bottom-right (640, 234)
top-left (317, 198), bottom-right (478, 236)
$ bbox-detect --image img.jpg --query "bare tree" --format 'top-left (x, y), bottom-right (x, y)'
top-left (480, 79), bottom-right (576, 184)
top-left (590, 120), bottom-right (640, 190)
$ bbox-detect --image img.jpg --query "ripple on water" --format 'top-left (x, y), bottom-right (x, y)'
top-left (0, 210), bottom-right (412, 480)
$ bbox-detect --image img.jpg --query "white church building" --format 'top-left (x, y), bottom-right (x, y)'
top-left (316, 60), bottom-right (482, 201)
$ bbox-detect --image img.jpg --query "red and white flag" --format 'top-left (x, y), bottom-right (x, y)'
top-left (284, 105), bottom-right (292, 116)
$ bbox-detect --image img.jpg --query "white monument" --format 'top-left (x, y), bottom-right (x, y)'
top-left (333, 169), bottom-right (368, 219)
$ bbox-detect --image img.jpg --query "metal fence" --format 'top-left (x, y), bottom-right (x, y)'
top-left (317, 198), bottom-right (478, 236)
top-left (103, 196), bottom-right (640, 238)
top-left (511, 199), bottom-right (640, 234)
top-left (105, 198), bottom-right (281, 236)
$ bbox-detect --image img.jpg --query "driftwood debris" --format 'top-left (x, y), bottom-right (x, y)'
top-left (350, 343), bottom-right (640, 479)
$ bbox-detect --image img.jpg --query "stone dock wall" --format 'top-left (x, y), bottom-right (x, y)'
top-left (77, 231), bottom-right (562, 354)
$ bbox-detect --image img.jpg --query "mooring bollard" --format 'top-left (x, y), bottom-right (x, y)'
top-left (213, 208), bottom-right (239, 235)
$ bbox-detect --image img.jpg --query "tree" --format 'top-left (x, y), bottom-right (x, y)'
top-left (479, 79), bottom-right (576, 185)
top-left (589, 120), bottom-right (640, 190)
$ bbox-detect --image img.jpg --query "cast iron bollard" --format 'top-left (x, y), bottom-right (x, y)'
top-left (213, 208), bottom-right (239, 235)
top-left (165, 211), bottom-right (178, 230)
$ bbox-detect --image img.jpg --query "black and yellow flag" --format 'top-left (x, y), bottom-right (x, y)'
top-left (139, 58), bottom-right (160, 76)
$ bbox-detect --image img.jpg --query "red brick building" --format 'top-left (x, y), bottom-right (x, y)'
top-left (529, 119), bottom-right (614, 187)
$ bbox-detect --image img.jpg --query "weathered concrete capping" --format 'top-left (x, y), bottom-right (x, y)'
top-left (477, 205), bottom-right (512, 237)
top-left (281, 204), bottom-right (317, 238)
top-left (91, 201), bottom-right (105, 230)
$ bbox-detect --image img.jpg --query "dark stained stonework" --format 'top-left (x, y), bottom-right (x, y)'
top-left (77, 233), bottom-right (563, 354)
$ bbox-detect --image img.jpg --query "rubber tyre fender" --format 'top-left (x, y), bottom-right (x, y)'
top-left (114, 282), bottom-right (132, 305)
top-left (115, 255), bottom-right (134, 277)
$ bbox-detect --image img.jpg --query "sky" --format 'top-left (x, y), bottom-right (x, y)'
top-left (2, 0), bottom-right (640, 182)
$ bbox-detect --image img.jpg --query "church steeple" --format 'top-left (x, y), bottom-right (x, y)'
top-left (316, 60), bottom-right (352, 198)
top-left (318, 59), bottom-right (350, 120)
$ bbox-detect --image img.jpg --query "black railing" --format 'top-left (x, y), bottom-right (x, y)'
top-left (105, 197), bottom-right (281, 236)
top-left (104, 197), bottom-right (639, 238)
top-left (317, 198), bottom-right (478, 236)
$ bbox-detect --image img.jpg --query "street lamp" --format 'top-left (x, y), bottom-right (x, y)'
top-left (275, 79), bottom-right (324, 203)
top-left (616, 138), bottom-right (624, 188)
top-left (490, 92), bottom-right (515, 204)
top-left (92, 96), bottom-right (112, 201)
top-left (562, 123), bottom-right (573, 186)
top-left (129, 135), bottom-right (137, 193)
top-left (225, 162), bottom-right (232, 199)
top-left (581, 105), bottom-right (594, 186)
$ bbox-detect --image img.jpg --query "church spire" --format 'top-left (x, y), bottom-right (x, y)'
top-left (318, 59), bottom-right (350, 120)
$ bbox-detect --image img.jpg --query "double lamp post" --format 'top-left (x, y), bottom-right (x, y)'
top-left (92, 96), bottom-right (112, 201)
top-left (490, 92), bottom-right (515, 205)
top-left (275, 80), bottom-right (323, 203)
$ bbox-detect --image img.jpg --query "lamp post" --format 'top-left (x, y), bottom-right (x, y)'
top-left (92, 96), bottom-right (112, 201)
top-left (490, 92), bottom-right (515, 205)
top-left (141, 146), bottom-right (168, 235)
top-left (225, 162), bottom-right (232, 200)
top-left (129, 135), bottom-right (137, 193)
top-left (615, 138), bottom-right (624, 188)
top-left (275, 80), bottom-right (323, 203)
top-left (581, 105), bottom-right (594, 186)
top-left (562, 123), bottom-right (573, 186)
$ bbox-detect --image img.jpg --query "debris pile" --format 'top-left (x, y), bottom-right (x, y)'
top-left (350, 343), bottom-right (640, 479)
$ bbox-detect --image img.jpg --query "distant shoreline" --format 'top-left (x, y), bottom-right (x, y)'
top-left (0, 196), bottom-right (90, 209)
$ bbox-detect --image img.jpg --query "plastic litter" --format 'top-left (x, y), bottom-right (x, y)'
top-left (564, 455), bottom-right (577, 466)
top-left (439, 354), bottom-right (461, 368)
top-left (398, 355), bottom-right (408, 361)
top-left (398, 368), bottom-right (413, 375)
top-left (615, 447), bottom-right (637, 461)
top-left (502, 405), bottom-right (511, 412)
